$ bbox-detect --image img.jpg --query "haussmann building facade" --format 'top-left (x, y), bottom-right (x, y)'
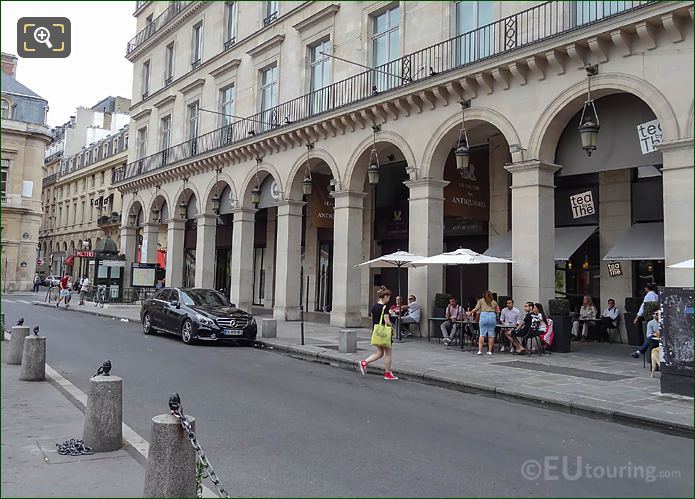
top-left (115, 1), bottom-right (694, 333)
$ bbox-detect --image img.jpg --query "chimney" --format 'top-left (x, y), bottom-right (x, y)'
top-left (1, 52), bottom-right (18, 78)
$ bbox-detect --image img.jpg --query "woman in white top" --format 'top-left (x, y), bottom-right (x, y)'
top-left (571, 295), bottom-right (597, 341)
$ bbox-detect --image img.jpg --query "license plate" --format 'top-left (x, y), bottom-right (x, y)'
top-left (223, 329), bottom-right (244, 336)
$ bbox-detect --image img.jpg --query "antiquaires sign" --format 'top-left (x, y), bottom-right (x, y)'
top-left (569, 190), bottom-right (595, 219)
top-left (308, 173), bottom-right (334, 229)
top-left (637, 119), bottom-right (662, 154)
top-left (443, 149), bottom-right (489, 222)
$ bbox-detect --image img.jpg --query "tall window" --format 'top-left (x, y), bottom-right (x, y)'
top-left (372, 6), bottom-right (400, 91)
top-left (260, 64), bottom-right (278, 130)
top-left (137, 126), bottom-right (148, 159)
top-left (263, 1), bottom-right (278, 26)
top-left (142, 60), bottom-right (151, 98)
top-left (164, 43), bottom-right (175, 84)
top-left (81, 201), bottom-right (85, 225)
top-left (309, 39), bottom-right (331, 114)
top-left (0, 99), bottom-right (9, 119)
top-left (574, 1), bottom-right (630, 26)
top-left (455, 1), bottom-right (494, 64)
top-left (0, 158), bottom-right (8, 200)
top-left (220, 85), bottom-right (235, 127)
top-left (160, 115), bottom-right (172, 151)
top-left (191, 22), bottom-right (203, 68)
top-left (225, 2), bottom-right (237, 49)
top-left (187, 101), bottom-right (200, 156)
top-left (73, 202), bottom-right (77, 224)
top-left (100, 171), bottom-right (105, 185)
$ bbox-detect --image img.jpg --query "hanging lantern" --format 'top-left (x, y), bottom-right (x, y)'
top-left (251, 185), bottom-right (261, 207)
top-left (178, 200), bottom-right (187, 219)
top-left (211, 194), bottom-right (221, 214)
top-left (582, 254), bottom-right (590, 270)
top-left (456, 100), bottom-right (471, 175)
top-left (152, 206), bottom-right (161, 223)
top-left (128, 209), bottom-right (136, 226)
top-left (302, 143), bottom-right (314, 196)
top-left (579, 65), bottom-right (600, 156)
top-left (367, 125), bottom-right (380, 185)
top-left (567, 260), bottom-right (573, 270)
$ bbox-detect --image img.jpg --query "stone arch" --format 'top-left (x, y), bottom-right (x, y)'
top-left (172, 182), bottom-right (202, 215)
top-left (529, 72), bottom-right (680, 162)
top-left (286, 147), bottom-right (341, 201)
top-left (344, 130), bottom-right (417, 191)
top-left (147, 191), bottom-right (171, 223)
top-left (685, 100), bottom-right (694, 139)
top-left (202, 171), bottom-right (238, 213)
top-left (239, 160), bottom-right (283, 207)
top-left (421, 107), bottom-right (521, 179)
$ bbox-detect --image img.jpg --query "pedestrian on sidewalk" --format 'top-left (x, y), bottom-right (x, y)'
top-left (79, 275), bottom-right (90, 305)
top-left (32, 273), bottom-right (41, 292)
top-left (56, 273), bottom-right (71, 308)
top-left (471, 290), bottom-right (500, 356)
top-left (359, 286), bottom-right (398, 380)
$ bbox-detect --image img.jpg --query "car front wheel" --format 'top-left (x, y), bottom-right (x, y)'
top-left (181, 319), bottom-right (196, 345)
top-left (143, 312), bottom-right (155, 335)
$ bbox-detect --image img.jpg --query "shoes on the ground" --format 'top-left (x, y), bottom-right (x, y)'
top-left (56, 302), bottom-right (59, 308)
top-left (631, 351), bottom-right (640, 359)
top-left (359, 360), bottom-right (367, 375)
top-left (487, 351), bottom-right (493, 356)
top-left (477, 351), bottom-right (482, 355)
top-left (443, 338), bottom-right (451, 345)
top-left (500, 346), bottom-right (506, 352)
top-left (384, 371), bottom-right (398, 380)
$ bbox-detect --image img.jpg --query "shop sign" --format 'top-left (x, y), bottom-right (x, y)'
top-left (77, 251), bottom-right (94, 258)
top-left (443, 149), bottom-right (489, 222)
top-left (607, 261), bottom-right (623, 277)
top-left (637, 119), bottom-right (662, 154)
top-left (101, 260), bottom-right (126, 267)
top-left (308, 173), bottom-right (334, 229)
top-left (569, 190), bottom-right (595, 219)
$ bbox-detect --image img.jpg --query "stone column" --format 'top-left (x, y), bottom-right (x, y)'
top-left (599, 169), bottom-right (633, 342)
top-left (658, 138), bottom-right (694, 287)
top-left (331, 191), bottom-right (366, 327)
top-left (230, 208), bottom-right (256, 311)
top-left (165, 219), bottom-right (185, 287)
top-left (141, 223), bottom-right (160, 264)
top-left (505, 160), bottom-right (560, 307)
top-left (120, 225), bottom-right (137, 289)
top-left (274, 200), bottom-right (304, 321)
top-left (488, 134), bottom-right (511, 296)
top-left (194, 214), bottom-right (217, 289)
top-left (405, 178), bottom-right (448, 325)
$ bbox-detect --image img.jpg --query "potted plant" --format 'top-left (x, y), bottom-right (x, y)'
top-left (433, 293), bottom-right (452, 317)
top-left (549, 298), bottom-right (572, 353)
top-left (624, 296), bottom-right (644, 346)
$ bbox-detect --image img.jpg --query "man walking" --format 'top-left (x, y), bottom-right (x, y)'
top-left (56, 273), bottom-right (71, 308)
top-left (32, 273), bottom-right (41, 293)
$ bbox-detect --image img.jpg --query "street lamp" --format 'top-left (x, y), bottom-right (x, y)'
top-left (128, 209), bottom-right (136, 226)
top-left (252, 157), bottom-right (262, 207)
top-left (178, 200), bottom-right (187, 220)
top-left (302, 143), bottom-right (314, 196)
top-left (212, 167), bottom-right (222, 214)
top-left (579, 64), bottom-right (600, 156)
top-left (455, 99), bottom-right (471, 175)
top-left (367, 124), bottom-right (381, 185)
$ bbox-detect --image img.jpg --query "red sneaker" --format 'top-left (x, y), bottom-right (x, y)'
top-left (358, 360), bottom-right (367, 375)
top-left (384, 371), bottom-right (398, 380)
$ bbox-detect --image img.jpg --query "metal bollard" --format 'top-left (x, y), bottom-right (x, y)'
top-left (7, 326), bottom-right (30, 365)
top-left (82, 361), bottom-right (122, 452)
top-left (20, 327), bottom-right (45, 381)
top-left (143, 394), bottom-right (197, 498)
top-left (261, 318), bottom-right (277, 338)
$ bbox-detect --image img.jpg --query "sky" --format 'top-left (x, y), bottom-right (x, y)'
top-left (1, 1), bottom-right (135, 127)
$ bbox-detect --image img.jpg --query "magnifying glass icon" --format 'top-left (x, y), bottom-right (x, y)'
top-left (34, 27), bottom-right (53, 49)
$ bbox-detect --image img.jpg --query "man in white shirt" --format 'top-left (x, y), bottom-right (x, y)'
top-left (597, 298), bottom-right (620, 342)
top-left (79, 275), bottom-right (90, 305)
top-left (634, 283), bottom-right (658, 325)
top-left (499, 298), bottom-right (520, 352)
top-left (399, 294), bottom-right (421, 338)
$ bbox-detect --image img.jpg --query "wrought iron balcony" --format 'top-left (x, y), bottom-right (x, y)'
top-left (98, 213), bottom-right (121, 227)
top-left (43, 173), bottom-right (58, 187)
top-left (127, 1), bottom-right (191, 55)
top-left (114, 0), bottom-right (655, 184)
top-left (44, 150), bottom-right (63, 164)
top-left (263, 11), bottom-right (278, 27)
top-left (223, 37), bottom-right (236, 51)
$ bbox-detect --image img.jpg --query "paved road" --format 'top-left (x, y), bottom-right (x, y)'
top-left (2, 299), bottom-right (693, 497)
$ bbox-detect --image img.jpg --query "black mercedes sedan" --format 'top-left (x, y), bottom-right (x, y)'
top-left (140, 287), bottom-right (257, 345)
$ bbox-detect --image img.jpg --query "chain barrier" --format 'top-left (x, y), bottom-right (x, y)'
top-left (169, 393), bottom-right (230, 498)
top-left (56, 438), bottom-right (94, 456)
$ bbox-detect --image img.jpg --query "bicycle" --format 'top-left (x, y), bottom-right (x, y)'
top-left (44, 284), bottom-right (59, 303)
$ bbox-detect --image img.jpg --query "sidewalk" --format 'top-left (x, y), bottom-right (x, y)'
top-left (32, 300), bottom-right (694, 435)
top-left (0, 344), bottom-right (145, 497)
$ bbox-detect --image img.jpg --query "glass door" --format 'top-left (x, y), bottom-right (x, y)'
top-left (253, 246), bottom-right (266, 305)
top-left (455, 1), bottom-right (494, 65)
top-left (316, 241), bottom-right (333, 312)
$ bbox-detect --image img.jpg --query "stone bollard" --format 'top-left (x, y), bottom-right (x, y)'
top-left (19, 330), bottom-right (46, 381)
top-left (82, 375), bottom-right (123, 452)
top-left (339, 329), bottom-right (358, 353)
top-left (143, 413), bottom-right (196, 497)
top-left (261, 318), bottom-right (277, 339)
top-left (7, 326), bottom-right (30, 365)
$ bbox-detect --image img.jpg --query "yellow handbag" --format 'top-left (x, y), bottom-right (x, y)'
top-left (370, 305), bottom-right (392, 347)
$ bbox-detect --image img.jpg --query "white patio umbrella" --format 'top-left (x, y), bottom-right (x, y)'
top-left (413, 247), bottom-right (512, 306)
top-left (357, 250), bottom-right (425, 339)
top-left (668, 259), bottom-right (694, 269)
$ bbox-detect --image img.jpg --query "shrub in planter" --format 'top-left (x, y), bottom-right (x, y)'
top-left (642, 301), bottom-right (660, 317)
top-left (548, 298), bottom-right (572, 353)
top-left (549, 298), bottom-right (571, 317)
top-left (434, 293), bottom-right (452, 309)
top-left (625, 296), bottom-right (642, 315)
top-left (497, 295), bottom-right (510, 307)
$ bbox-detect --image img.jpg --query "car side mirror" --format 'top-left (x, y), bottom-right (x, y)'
top-left (170, 299), bottom-right (180, 309)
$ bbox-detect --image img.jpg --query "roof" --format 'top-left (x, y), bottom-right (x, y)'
top-left (1, 71), bottom-right (46, 101)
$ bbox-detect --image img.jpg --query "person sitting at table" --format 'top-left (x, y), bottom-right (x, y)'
top-left (632, 310), bottom-right (661, 361)
top-left (389, 296), bottom-right (408, 318)
top-left (505, 301), bottom-right (533, 354)
top-left (471, 291), bottom-right (500, 355)
top-left (441, 296), bottom-right (464, 346)
top-left (571, 295), bottom-right (597, 341)
top-left (399, 294), bottom-right (421, 338)
top-left (596, 298), bottom-right (620, 343)
top-left (499, 298), bottom-right (520, 352)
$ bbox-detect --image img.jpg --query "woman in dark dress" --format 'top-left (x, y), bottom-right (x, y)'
top-left (359, 286), bottom-right (398, 380)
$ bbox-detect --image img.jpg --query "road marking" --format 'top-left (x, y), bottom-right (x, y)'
top-left (2, 331), bottom-right (217, 497)
top-left (17, 300), bottom-right (31, 304)
top-left (3, 299), bottom-right (16, 303)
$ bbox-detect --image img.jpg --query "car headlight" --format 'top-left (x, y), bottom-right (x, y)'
top-left (250, 317), bottom-right (256, 325)
top-left (195, 314), bottom-right (215, 326)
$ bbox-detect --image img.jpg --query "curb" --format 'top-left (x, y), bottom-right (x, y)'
top-left (257, 339), bottom-right (694, 438)
top-left (33, 301), bottom-right (142, 323)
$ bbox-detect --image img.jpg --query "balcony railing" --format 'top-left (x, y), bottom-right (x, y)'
top-left (127, 1), bottom-right (191, 55)
top-left (114, 0), bottom-right (655, 184)
top-left (97, 213), bottom-right (121, 227)
top-left (134, 1), bottom-right (149, 13)
top-left (44, 150), bottom-right (63, 164)
top-left (43, 173), bottom-right (58, 187)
